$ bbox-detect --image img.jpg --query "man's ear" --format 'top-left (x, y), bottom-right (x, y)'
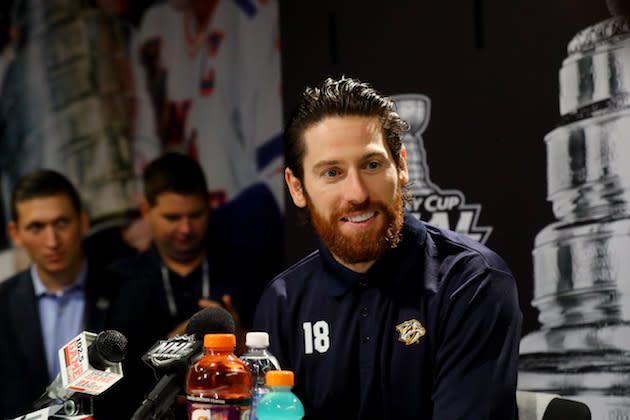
top-left (7, 221), bottom-right (22, 247)
top-left (80, 210), bottom-right (90, 236)
top-left (139, 200), bottom-right (151, 219)
top-left (399, 145), bottom-right (409, 186)
top-left (285, 168), bottom-right (307, 208)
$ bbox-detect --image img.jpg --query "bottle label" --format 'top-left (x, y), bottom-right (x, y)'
top-left (188, 395), bottom-right (252, 406)
top-left (250, 388), bottom-right (269, 420)
top-left (188, 398), bottom-right (252, 420)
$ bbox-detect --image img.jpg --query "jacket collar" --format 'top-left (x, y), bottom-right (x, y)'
top-left (31, 262), bottom-right (87, 297)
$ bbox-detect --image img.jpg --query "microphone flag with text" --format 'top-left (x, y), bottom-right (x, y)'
top-left (131, 306), bottom-right (236, 420)
top-left (32, 330), bottom-right (128, 409)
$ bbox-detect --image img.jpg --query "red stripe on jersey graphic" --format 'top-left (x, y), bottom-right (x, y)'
top-left (200, 68), bottom-right (215, 96)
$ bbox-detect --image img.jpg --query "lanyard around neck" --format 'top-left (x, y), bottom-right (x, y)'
top-left (160, 259), bottom-right (210, 318)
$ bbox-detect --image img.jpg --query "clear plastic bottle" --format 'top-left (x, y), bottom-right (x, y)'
top-left (256, 371), bottom-right (304, 420)
top-left (239, 332), bottom-right (281, 420)
top-left (186, 333), bottom-right (252, 420)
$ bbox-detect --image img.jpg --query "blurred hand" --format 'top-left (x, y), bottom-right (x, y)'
top-left (121, 217), bottom-right (152, 252)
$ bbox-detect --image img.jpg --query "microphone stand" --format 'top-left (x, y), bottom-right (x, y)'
top-left (53, 393), bottom-right (94, 419)
top-left (11, 394), bottom-right (94, 420)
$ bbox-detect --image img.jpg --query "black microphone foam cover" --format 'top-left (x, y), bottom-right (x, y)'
top-left (542, 397), bottom-right (591, 420)
top-left (89, 330), bottom-right (128, 370)
top-left (185, 306), bottom-right (235, 338)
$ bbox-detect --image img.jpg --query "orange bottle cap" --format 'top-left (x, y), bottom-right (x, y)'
top-left (204, 333), bottom-right (236, 349)
top-left (266, 370), bottom-right (294, 386)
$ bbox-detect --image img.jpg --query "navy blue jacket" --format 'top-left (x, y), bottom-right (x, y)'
top-left (254, 212), bottom-right (522, 420)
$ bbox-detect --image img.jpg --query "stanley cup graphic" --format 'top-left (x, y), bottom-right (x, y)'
top-left (393, 94), bottom-right (492, 244)
top-left (519, 6), bottom-right (630, 418)
top-left (0, 0), bottom-right (136, 227)
top-left (392, 94), bottom-right (436, 197)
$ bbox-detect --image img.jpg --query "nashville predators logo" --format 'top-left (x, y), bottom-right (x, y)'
top-left (396, 319), bottom-right (426, 345)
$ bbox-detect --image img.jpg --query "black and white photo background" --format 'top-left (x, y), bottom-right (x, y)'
top-left (520, 1), bottom-right (630, 417)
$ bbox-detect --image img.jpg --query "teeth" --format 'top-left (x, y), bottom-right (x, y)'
top-left (347, 212), bottom-right (375, 223)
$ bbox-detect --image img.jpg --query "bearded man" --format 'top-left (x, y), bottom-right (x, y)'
top-left (253, 77), bottom-right (522, 420)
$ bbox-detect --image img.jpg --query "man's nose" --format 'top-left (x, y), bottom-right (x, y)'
top-left (43, 226), bottom-right (60, 248)
top-left (344, 169), bottom-right (369, 204)
top-left (179, 218), bottom-right (192, 233)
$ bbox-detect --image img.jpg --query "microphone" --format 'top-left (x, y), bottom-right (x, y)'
top-left (131, 306), bottom-right (235, 420)
top-left (185, 305), bottom-right (236, 339)
top-left (33, 330), bottom-right (128, 409)
top-left (516, 390), bottom-right (591, 420)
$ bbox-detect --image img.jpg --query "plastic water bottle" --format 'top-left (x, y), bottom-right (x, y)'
top-left (256, 371), bottom-right (304, 420)
top-left (240, 332), bottom-right (281, 420)
top-left (186, 333), bottom-right (252, 419)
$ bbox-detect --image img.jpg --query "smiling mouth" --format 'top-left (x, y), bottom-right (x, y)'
top-left (342, 212), bottom-right (376, 223)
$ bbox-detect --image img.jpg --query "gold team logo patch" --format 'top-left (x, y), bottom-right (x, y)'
top-left (396, 319), bottom-right (426, 345)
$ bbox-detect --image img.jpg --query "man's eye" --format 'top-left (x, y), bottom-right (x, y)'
top-left (324, 168), bottom-right (338, 177)
top-left (26, 224), bottom-right (42, 233)
top-left (55, 219), bottom-right (69, 228)
top-left (190, 212), bottom-right (205, 220)
top-left (367, 161), bottom-right (380, 169)
top-left (164, 215), bottom-right (179, 222)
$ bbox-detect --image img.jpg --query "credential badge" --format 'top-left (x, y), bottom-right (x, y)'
top-left (396, 319), bottom-right (426, 345)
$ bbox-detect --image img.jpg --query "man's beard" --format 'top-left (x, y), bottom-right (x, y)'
top-left (307, 185), bottom-right (404, 265)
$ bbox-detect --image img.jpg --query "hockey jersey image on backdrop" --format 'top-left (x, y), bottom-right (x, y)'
top-left (0, 0), bottom-right (284, 278)
top-left (132, 0), bottom-right (284, 217)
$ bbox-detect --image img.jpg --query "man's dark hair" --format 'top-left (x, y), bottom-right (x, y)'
top-left (143, 153), bottom-right (208, 206)
top-left (285, 76), bottom-right (409, 181)
top-left (11, 169), bottom-right (82, 221)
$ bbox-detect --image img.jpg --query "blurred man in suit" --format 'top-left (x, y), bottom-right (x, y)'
top-left (0, 169), bottom-right (123, 419)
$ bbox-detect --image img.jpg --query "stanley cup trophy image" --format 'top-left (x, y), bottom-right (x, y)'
top-left (393, 94), bottom-right (492, 244)
top-left (0, 0), bottom-right (137, 229)
top-left (392, 94), bottom-right (435, 198)
top-left (518, 3), bottom-right (630, 418)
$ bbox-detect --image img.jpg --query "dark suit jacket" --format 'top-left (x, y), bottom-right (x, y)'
top-left (0, 266), bottom-right (121, 420)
